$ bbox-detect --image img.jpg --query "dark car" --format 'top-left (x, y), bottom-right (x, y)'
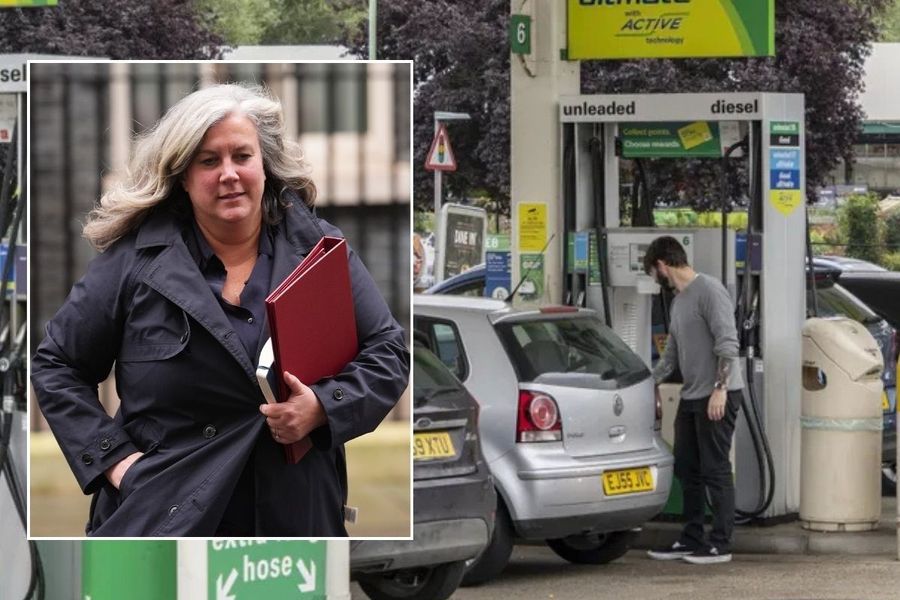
top-left (350, 342), bottom-right (495, 600)
top-left (425, 264), bottom-right (487, 297)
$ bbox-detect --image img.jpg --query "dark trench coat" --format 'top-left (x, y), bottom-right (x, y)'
top-left (31, 200), bottom-right (410, 536)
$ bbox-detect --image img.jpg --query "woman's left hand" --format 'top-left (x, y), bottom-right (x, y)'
top-left (259, 371), bottom-right (328, 444)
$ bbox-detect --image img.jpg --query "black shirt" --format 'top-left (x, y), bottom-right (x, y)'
top-left (186, 219), bottom-right (275, 535)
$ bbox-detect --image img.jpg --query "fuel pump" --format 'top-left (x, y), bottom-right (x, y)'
top-left (0, 101), bottom-right (44, 599)
top-left (559, 92), bottom-right (807, 521)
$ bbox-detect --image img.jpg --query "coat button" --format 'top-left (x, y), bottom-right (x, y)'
top-left (168, 505), bottom-right (179, 516)
top-left (203, 425), bottom-right (217, 439)
top-left (99, 439), bottom-right (111, 451)
top-left (332, 388), bottom-right (344, 401)
top-left (247, 317), bottom-right (254, 324)
top-left (81, 453), bottom-right (93, 465)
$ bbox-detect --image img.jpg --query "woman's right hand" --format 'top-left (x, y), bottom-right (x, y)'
top-left (105, 451), bottom-right (144, 489)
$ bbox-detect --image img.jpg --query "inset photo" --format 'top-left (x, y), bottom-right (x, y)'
top-left (28, 60), bottom-right (412, 538)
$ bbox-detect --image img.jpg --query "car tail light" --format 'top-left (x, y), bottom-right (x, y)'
top-left (517, 390), bottom-right (562, 442)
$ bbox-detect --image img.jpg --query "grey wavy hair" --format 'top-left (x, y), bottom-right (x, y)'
top-left (83, 83), bottom-right (317, 251)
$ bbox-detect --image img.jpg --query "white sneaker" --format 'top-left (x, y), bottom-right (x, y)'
top-left (647, 541), bottom-right (697, 561)
top-left (681, 546), bottom-right (733, 564)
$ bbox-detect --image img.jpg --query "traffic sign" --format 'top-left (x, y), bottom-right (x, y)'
top-left (425, 123), bottom-right (457, 172)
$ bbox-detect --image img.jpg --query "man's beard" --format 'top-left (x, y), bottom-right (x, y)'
top-left (655, 272), bottom-right (673, 291)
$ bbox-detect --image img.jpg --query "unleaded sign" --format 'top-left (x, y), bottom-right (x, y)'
top-left (566, 0), bottom-right (774, 60)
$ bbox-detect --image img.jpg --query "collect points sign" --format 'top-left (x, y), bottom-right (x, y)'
top-left (566, 0), bottom-right (774, 60)
top-left (620, 121), bottom-right (721, 158)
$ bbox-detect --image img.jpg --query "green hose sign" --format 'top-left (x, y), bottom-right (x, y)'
top-left (206, 541), bottom-right (325, 600)
top-left (567, 0), bottom-right (774, 60)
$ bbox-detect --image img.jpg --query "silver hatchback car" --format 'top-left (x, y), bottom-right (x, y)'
top-left (414, 295), bottom-right (674, 584)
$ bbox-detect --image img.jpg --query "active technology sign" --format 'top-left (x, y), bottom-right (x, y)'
top-left (566, 0), bottom-right (775, 60)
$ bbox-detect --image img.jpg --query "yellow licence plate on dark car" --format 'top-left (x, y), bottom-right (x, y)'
top-left (413, 432), bottom-right (456, 460)
top-left (602, 467), bottom-right (654, 496)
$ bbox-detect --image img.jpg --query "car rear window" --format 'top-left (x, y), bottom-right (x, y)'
top-left (413, 344), bottom-right (467, 407)
top-left (809, 284), bottom-right (880, 323)
top-left (494, 315), bottom-right (650, 387)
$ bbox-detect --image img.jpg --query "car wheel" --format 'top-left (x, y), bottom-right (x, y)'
top-left (546, 530), bottom-right (631, 565)
top-left (461, 499), bottom-right (514, 586)
top-left (357, 561), bottom-right (466, 600)
top-left (883, 463), bottom-right (897, 497)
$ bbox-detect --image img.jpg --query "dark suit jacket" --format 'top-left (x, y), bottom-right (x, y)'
top-left (31, 199), bottom-right (409, 536)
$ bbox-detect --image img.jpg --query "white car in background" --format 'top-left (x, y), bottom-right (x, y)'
top-left (414, 295), bottom-right (674, 584)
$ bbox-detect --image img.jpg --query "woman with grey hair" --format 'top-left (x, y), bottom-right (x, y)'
top-left (32, 84), bottom-right (410, 536)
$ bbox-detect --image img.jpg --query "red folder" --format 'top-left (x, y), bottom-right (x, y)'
top-left (265, 236), bottom-right (358, 464)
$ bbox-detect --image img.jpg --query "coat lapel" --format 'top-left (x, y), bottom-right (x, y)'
top-left (135, 210), bottom-right (258, 381)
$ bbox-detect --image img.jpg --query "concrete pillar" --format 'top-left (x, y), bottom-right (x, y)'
top-left (510, 0), bottom-right (579, 305)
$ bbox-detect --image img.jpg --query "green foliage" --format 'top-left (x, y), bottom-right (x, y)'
top-left (197, 0), bottom-right (278, 45)
top-left (261, 0), bottom-right (367, 45)
top-left (879, 0), bottom-right (900, 41)
top-left (838, 194), bottom-right (883, 263)
top-left (884, 210), bottom-right (900, 253)
top-left (881, 252), bottom-right (900, 271)
top-left (652, 209), bottom-right (747, 229)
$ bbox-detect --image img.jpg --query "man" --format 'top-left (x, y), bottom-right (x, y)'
top-left (643, 236), bottom-right (743, 564)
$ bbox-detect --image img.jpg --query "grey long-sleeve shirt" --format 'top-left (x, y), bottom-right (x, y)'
top-left (652, 273), bottom-right (744, 400)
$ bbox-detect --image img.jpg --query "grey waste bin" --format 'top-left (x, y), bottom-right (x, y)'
top-left (800, 317), bottom-right (883, 532)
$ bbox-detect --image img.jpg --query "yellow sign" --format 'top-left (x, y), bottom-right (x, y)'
top-left (883, 392), bottom-right (890, 412)
top-left (567, 0), bottom-right (774, 60)
top-left (677, 121), bottom-right (713, 150)
top-left (0, 0), bottom-right (57, 5)
top-left (518, 203), bottom-right (547, 252)
top-left (769, 190), bottom-right (802, 217)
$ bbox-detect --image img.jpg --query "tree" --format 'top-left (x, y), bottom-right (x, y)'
top-left (197, 0), bottom-right (277, 45)
top-left (344, 1), bottom-right (891, 214)
top-left (879, 0), bottom-right (900, 41)
top-left (261, 0), bottom-right (366, 45)
top-left (344, 0), bottom-right (510, 210)
top-left (0, 0), bottom-right (224, 59)
top-left (839, 194), bottom-right (883, 263)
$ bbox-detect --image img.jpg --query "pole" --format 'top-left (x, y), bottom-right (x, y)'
top-left (432, 117), bottom-right (442, 282)
top-left (368, 0), bottom-right (377, 60)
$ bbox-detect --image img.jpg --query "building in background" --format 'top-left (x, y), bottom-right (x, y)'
top-left (30, 61), bottom-right (411, 424)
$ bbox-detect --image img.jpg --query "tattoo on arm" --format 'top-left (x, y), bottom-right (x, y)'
top-left (715, 356), bottom-right (732, 389)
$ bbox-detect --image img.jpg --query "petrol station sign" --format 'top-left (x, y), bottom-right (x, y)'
top-left (566, 0), bottom-right (774, 60)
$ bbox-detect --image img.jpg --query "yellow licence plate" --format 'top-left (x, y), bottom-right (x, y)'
top-left (413, 431), bottom-right (456, 460)
top-left (602, 467), bottom-right (654, 496)
top-left (883, 392), bottom-right (890, 411)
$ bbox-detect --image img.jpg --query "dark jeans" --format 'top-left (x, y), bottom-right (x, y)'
top-left (674, 390), bottom-right (742, 553)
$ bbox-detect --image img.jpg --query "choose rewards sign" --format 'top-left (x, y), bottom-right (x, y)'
top-left (567, 0), bottom-right (774, 60)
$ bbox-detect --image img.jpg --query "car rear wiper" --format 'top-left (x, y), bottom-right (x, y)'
top-left (415, 386), bottom-right (462, 408)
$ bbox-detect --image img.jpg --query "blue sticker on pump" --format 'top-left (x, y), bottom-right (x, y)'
top-left (770, 169), bottom-right (799, 190)
top-left (770, 148), bottom-right (799, 170)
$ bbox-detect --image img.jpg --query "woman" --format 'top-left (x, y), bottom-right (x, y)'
top-left (31, 84), bottom-right (410, 537)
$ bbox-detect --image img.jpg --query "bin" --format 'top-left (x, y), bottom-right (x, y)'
top-left (800, 317), bottom-right (883, 532)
